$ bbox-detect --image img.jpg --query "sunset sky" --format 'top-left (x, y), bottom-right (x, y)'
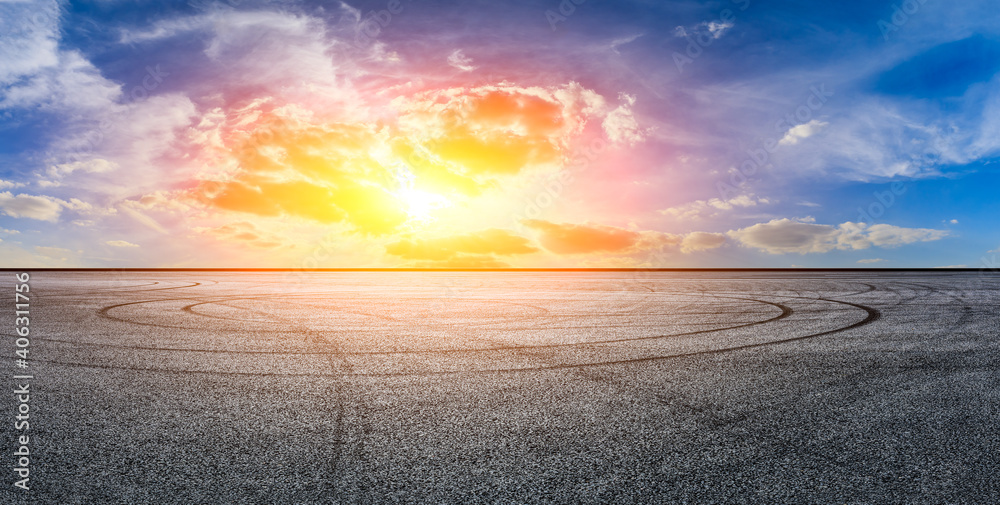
top-left (2, 0), bottom-right (999, 268)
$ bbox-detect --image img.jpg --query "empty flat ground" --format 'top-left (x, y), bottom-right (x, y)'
top-left (2, 271), bottom-right (998, 504)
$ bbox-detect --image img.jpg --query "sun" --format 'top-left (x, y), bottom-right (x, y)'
top-left (395, 187), bottom-right (451, 222)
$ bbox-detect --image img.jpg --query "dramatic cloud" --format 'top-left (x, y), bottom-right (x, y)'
top-left (729, 218), bottom-right (949, 254)
top-left (0, 1), bottom-right (987, 268)
top-left (180, 80), bottom-right (632, 235)
top-left (392, 82), bottom-right (617, 177)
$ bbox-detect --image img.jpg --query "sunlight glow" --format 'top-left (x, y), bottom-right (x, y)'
top-left (395, 187), bottom-right (451, 222)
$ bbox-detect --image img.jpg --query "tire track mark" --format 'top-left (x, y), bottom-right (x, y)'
top-left (35, 295), bottom-right (880, 376)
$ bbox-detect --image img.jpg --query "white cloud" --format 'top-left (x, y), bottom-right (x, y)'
top-left (705, 21), bottom-right (734, 39)
top-left (779, 119), bottom-right (829, 146)
top-left (111, 8), bottom-right (384, 121)
top-left (106, 240), bottom-right (139, 248)
top-left (0, 191), bottom-right (105, 221)
top-left (728, 218), bottom-right (949, 254)
top-left (609, 33), bottom-right (643, 54)
top-left (447, 49), bottom-right (476, 72)
top-left (660, 194), bottom-right (771, 220)
top-left (0, 1), bottom-right (122, 113)
top-left (673, 21), bottom-right (734, 40)
top-left (681, 232), bottom-right (727, 253)
top-left (0, 0), bottom-right (60, 86)
top-left (48, 158), bottom-right (119, 178)
top-left (857, 258), bottom-right (887, 264)
top-left (119, 15), bottom-right (210, 44)
top-left (602, 93), bottom-right (645, 146)
top-left (1, 50), bottom-right (122, 111)
top-left (50, 93), bottom-right (198, 199)
top-left (771, 99), bottom-right (988, 180)
top-left (0, 179), bottom-right (24, 189)
top-left (0, 191), bottom-right (65, 221)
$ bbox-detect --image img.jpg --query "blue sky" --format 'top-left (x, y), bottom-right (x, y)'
top-left (0, 0), bottom-right (998, 268)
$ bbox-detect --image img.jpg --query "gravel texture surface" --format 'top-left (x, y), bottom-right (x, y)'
top-left (1, 271), bottom-right (997, 504)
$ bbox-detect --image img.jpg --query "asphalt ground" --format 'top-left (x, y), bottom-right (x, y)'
top-left (1, 271), bottom-right (998, 504)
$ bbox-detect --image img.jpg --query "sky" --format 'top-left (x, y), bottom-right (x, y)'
top-left (1, 0), bottom-right (999, 268)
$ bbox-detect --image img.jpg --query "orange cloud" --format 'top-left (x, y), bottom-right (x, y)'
top-left (188, 111), bottom-right (407, 235)
top-left (385, 229), bottom-right (538, 261)
top-left (392, 82), bottom-right (609, 181)
top-left (522, 219), bottom-right (645, 254)
top-left (174, 82), bottom-right (637, 239)
top-left (521, 219), bottom-right (729, 259)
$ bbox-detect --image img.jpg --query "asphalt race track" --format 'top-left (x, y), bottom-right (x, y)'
top-left (2, 271), bottom-right (998, 503)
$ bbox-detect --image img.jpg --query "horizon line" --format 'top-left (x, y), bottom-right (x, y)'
top-left (0, 267), bottom-right (991, 272)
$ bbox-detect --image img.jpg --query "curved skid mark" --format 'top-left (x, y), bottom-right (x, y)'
top-left (79, 294), bottom-right (792, 356)
top-left (130, 281), bottom-right (203, 292)
top-left (181, 297), bottom-right (402, 323)
top-left (36, 297), bottom-right (878, 378)
top-left (55, 280), bottom-right (882, 376)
